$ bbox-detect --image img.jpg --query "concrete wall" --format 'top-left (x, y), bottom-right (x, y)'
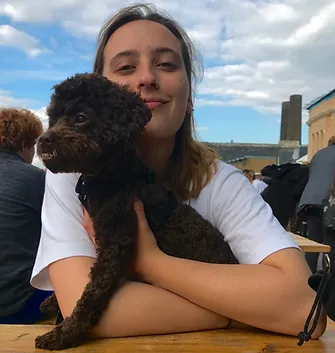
top-left (230, 157), bottom-right (277, 173)
top-left (207, 142), bottom-right (306, 165)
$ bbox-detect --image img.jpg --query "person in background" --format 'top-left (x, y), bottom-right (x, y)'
top-left (242, 169), bottom-right (268, 194)
top-left (260, 163), bottom-right (309, 231)
top-left (0, 108), bottom-right (51, 324)
top-left (298, 136), bottom-right (335, 273)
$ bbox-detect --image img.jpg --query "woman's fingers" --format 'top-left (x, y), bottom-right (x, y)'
top-left (133, 198), bottom-right (150, 233)
top-left (83, 208), bottom-right (96, 246)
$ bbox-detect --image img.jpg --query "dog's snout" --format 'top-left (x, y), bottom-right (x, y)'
top-left (39, 131), bottom-right (54, 143)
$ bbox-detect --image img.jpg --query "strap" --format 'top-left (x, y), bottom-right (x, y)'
top-left (297, 254), bottom-right (333, 346)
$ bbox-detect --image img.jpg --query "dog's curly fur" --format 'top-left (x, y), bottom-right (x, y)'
top-left (35, 73), bottom-right (239, 350)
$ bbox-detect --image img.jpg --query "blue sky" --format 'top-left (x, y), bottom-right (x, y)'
top-left (1, 0), bottom-right (334, 146)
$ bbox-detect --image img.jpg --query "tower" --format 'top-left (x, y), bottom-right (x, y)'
top-left (288, 94), bottom-right (302, 144)
top-left (280, 101), bottom-right (290, 141)
top-left (279, 94), bottom-right (302, 146)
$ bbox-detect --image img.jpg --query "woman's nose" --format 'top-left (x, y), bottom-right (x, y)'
top-left (137, 67), bottom-right (159, 89)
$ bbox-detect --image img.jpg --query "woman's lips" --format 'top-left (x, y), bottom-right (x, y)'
top-left (145, 101), bottom-right (165, 110)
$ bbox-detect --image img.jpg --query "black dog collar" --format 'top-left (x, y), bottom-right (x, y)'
top-left (75, 168), bottom-right (178, 232)
top-left (75, 168), bottom-right (155, 212)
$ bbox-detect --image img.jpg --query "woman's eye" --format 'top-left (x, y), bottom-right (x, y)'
top-left (157, 62), bottom-right (177, 70)
top-left (117, 65), bottom-right (135, 72)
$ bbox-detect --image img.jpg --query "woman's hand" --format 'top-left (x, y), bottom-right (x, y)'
top-left (83, 199), bottom-right (165, 281)
top-left (132, 198), bottom-right (165, 282)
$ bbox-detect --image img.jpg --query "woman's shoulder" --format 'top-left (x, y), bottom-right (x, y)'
top-left (45, 169), bottom-right (80, 190)
top-left (212, 159), bottom-right (241, 181)
top-left (190, 159), bottom-right (299, 264)
top-left (188, 160), bottom-right (242, 217)
top-left (197, 160), bottom-right (243, 198)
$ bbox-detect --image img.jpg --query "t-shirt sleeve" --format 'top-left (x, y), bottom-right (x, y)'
top-left (209, 165), bottom-right (300, 264)
top-left (30, 170), bottom-right (96, 291)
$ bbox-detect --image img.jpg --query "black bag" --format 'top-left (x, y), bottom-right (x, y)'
top-left (323, 177), bottom-right (335, 230)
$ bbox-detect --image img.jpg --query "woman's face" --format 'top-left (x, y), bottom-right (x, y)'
top-left (102, 20), bottom-right (189, 140)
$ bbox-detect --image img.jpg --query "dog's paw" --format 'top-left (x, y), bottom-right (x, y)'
top-left (35, 324), bottom-right (83, 351)
top-left (35, 329), bottom-right (60, 350)
top-left (35, 327), bottom-right (72, 351)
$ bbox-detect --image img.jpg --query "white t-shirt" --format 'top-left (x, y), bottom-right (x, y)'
top-left (31, 161), bottom-right (299, 291)
top-left (252, 179), bottom-right (268, 194)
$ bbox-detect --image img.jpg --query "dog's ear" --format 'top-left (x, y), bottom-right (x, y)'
top-left (101, 85), bottom-right (152, 145)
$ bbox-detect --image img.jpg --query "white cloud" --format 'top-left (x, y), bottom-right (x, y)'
top-left (0, 69), bottom-right (67, 83)
top-left (0, 90), bottom-right (47, 130)
top-left (196, 0), bottom-right (335, 115)
top-left (31, 107), bottom-right (48, 128)
top-left (0, 25), bottom-right (48, 56)
top-left (0, 89), bottom-right (32, 107)
top-left (0, 0), bottom-right (334, 118)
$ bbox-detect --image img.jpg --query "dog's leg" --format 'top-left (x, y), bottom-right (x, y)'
top-left (35, 209), bottom-right (137, 350)
top-left (40, 293), bottom-right (59, 317)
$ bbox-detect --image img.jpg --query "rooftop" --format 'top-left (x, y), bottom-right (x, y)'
top-left (305, 88), bottom-right (335, 111)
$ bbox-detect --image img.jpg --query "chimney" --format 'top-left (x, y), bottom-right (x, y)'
top-left (287, 94), bottom-right (302, 144)
top-left (279, 94), bottom-right (302, 146)
top-left (280, 101), bottom-right (290, 141)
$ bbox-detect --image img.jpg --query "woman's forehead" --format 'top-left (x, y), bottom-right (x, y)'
top-left (104, 20), bottom-right (182, 57)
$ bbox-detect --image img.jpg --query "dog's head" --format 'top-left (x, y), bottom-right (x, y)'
top-left (37, 73), bottom-right (151, 174)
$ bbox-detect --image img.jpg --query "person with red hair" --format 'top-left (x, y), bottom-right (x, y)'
top-left (0, 108), bottom-right (51, 324)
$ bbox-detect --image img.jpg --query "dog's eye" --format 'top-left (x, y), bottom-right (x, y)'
top-left (75, 113), bottom-right (88, 125)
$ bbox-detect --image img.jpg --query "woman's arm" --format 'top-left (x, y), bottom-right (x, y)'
top-left (133, 199), bottom-right (327, 339)
top-left (33, 171), bottom-right (230, 339)
top-left (48, 256), bottom-right (231, 338)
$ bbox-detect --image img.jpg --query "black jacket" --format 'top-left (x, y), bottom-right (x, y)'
top-left (261, 163), bottom-right (309, 228)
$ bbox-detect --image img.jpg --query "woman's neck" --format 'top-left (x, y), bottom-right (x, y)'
top-left (137, 137), bottom-right (175, 184)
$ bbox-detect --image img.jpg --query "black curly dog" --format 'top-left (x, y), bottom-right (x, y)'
top-left (35, 73), bottom-right (239, 350)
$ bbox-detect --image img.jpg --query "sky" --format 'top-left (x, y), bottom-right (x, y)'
top-left (0, 0), bottom-right (334, 148)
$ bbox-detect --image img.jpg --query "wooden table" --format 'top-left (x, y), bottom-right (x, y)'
top-left (1, 321), bottom-right (334, 352)
top-left (290, 232), bottom-right (331, 253)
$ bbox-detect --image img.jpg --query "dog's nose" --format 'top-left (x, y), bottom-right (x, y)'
top-left (39, 131), bottom-right (54, 143)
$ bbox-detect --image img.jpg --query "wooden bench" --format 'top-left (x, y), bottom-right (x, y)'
top-left (1, 320), bottom-right (334, 352)
top-left (289, 232), bottom-right (331, 253)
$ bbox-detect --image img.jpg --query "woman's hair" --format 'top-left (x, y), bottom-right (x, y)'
top-left (328, 136), bottom-right (335, 145)
top-left (0, 108), bottom-right (43, 152)
top-left (93, 3), bottom-right (218, 199)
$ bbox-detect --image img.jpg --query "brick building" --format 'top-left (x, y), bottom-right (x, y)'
top-left (305, 89), bottom-right (335, 160)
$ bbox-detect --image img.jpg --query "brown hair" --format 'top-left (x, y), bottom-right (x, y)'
top-left (93, 3), bottom-right (218, 200)
top-left (242, 169), bottom-right (255, 180)
top-left (0, 108), bottom-right (43, 152)
top-left (328, 136), bottom-right (335, 145)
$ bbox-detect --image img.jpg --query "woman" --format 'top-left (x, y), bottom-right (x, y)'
top-left (31, 4), bottom-right (326, 339)
top-left (0, 108), bottom-right (51, 324)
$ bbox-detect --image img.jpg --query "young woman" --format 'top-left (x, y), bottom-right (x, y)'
top-left (31, 3), bottom-right (326, 339)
